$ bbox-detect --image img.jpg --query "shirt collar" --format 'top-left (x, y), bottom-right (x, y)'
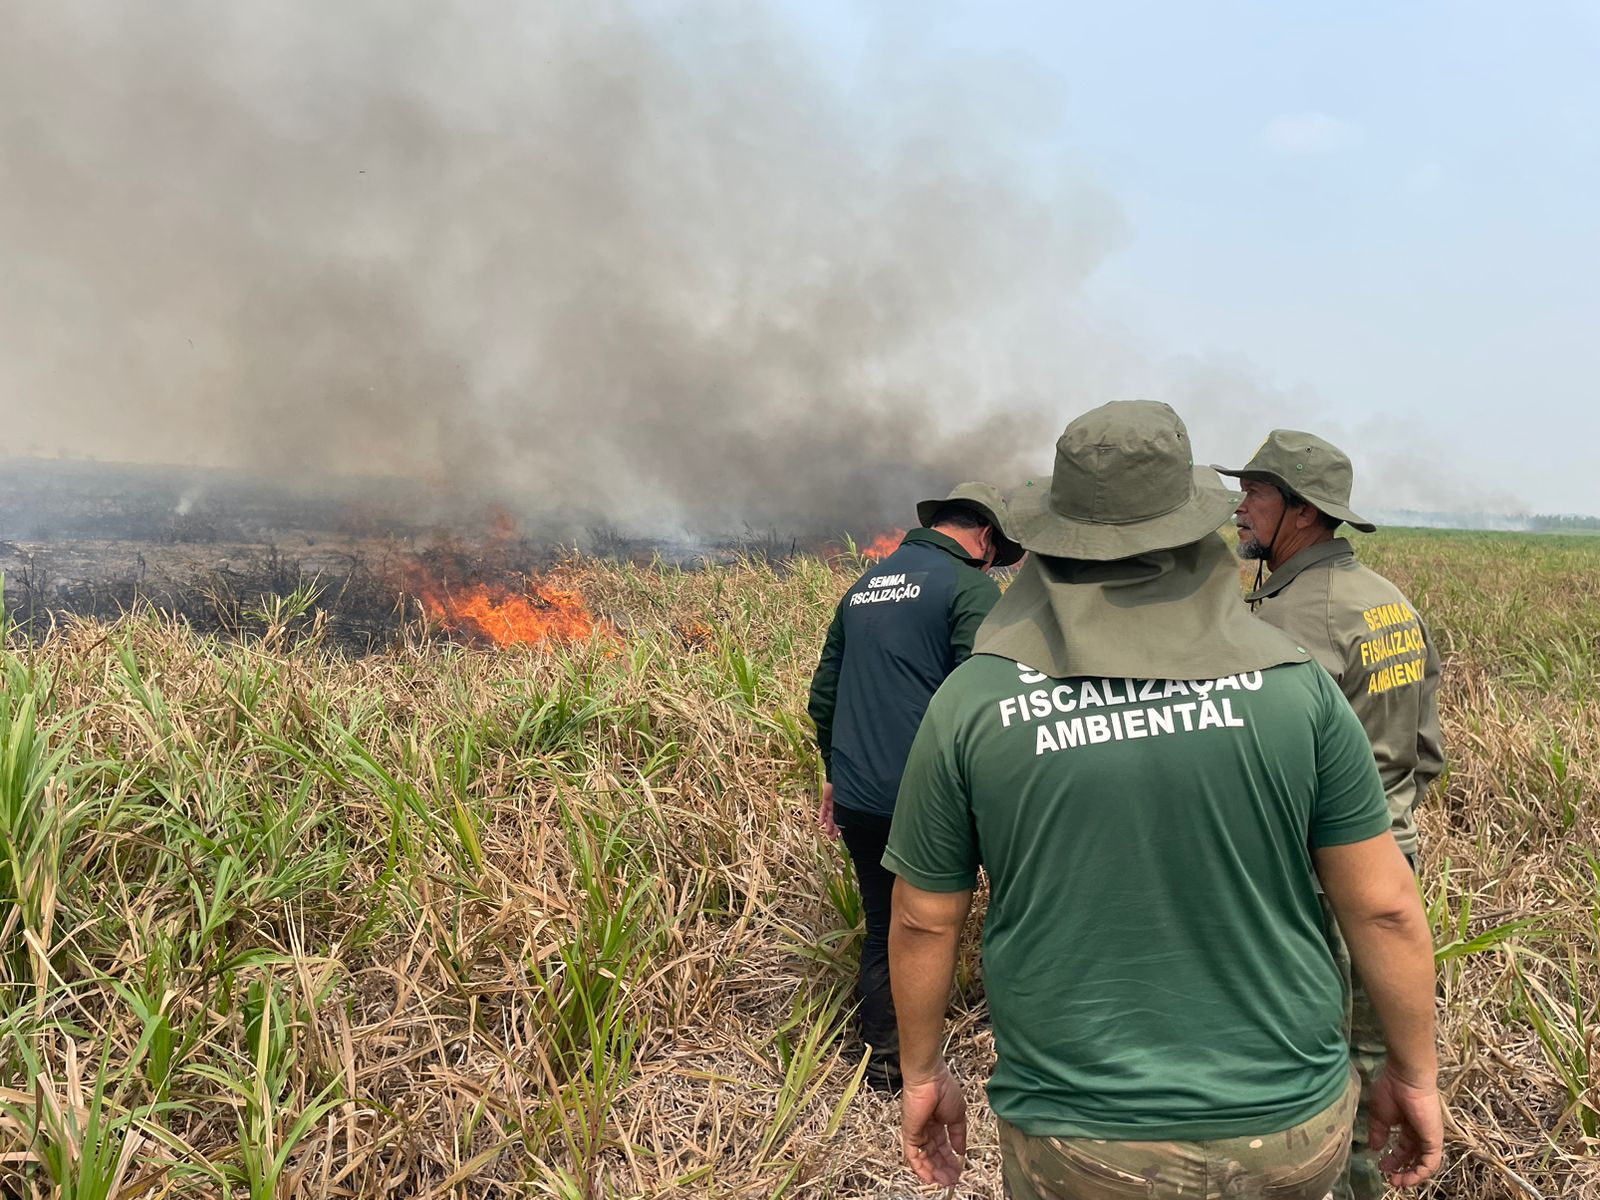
top-left (1244, 537), bottom-right (1354, 602)
top-left (903, 526), bottom-right (987, 568)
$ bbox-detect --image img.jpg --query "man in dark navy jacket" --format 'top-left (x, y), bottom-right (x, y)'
top-left (808, 482), bottom-right (1022, 1091)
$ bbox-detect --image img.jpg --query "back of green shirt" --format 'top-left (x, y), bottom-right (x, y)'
top-left (884, 655), bottom-right (1390, 1141)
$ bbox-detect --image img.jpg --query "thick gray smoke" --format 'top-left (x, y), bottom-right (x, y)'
top-left (1, 1), bottom-right (1527, 534)
top-left (0, 0), bottom-right (1131, 533)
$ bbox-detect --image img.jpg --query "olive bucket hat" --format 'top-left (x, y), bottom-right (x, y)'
top-left (1210, 430), bottom-right (1376, 533)
top-left (1008, 400), bottom-right (1240, 561)
top-left (970, 400), bottom-right (1309, 680)
top-left (915, 481), bottom-right (1025, 568)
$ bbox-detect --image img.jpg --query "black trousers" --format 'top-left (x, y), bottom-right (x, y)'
top-left (834, 803), bottom-right (899, 1069)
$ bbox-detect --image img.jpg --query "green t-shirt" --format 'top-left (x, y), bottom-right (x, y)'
top-left (884, 655), bottom-right (1390, 1141)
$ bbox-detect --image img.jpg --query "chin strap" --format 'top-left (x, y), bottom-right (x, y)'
top-left (1248, 507), bottom-right (1289, 612)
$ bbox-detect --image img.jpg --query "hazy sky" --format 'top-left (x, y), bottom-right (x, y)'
top-left (781, 0), bottom-right (1600, 515)
top-left (3, 1), bottom-right (1595, 523)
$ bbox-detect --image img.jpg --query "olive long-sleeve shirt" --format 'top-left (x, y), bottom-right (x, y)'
top-left (1247, 538), bottom-right (1444, 856)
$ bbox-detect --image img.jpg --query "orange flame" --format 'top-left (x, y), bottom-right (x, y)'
top-left (413, 577), bottom-right (601, 646)
top-left (680, 619), bottom-right (715, 649)
top-left (860, 529), bottom-right (905, 561)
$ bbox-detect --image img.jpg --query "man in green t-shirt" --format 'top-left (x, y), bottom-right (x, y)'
top-left (885, 401), bottom-right (1442, 1198)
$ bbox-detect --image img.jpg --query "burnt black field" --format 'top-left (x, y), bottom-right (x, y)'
top-left (0, 457), bottom-right (840, 650)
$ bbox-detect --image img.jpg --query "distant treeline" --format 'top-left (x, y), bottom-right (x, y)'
top-left (1370, 509), bottom-right (1600, 533)
top-left (1530, 513), bottom-right (1600, 531)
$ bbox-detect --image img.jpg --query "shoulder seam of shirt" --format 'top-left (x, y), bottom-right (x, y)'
top-left (1318, 569), bottom-right (1342, 664)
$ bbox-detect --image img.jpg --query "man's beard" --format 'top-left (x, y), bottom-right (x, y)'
top-left (1237, 536), bottom-right (1270, 561)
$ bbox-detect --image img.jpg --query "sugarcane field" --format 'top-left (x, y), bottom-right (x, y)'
top-left (0, 487), bottom-right (1595, 1197)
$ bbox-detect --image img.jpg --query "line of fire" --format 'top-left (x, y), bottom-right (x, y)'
top-left (0, 459), bottom-right (908, 652)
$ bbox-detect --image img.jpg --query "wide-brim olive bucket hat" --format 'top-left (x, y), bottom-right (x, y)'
top-left (915, 481), bottom-right (1025, 568)
top-left (1210, 430), bottom-right (1376, 533)
top-left (1007, 400), bottom-right (1241, 561)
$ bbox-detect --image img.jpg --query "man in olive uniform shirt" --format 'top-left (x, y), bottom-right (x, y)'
top-left (888, 403), bottom-right (1441, 1198)
top-left (808, 482), bottom-right (1022, 1091)
top-left (1215, 431), bottom-right (1444, 1200)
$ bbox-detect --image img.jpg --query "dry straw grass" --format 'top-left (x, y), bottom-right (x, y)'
top-left (0, 529), bottom-right (1595, 1198)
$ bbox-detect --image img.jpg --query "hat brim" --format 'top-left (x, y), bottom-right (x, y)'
top-left (916, 497), bottom-right (1025, 567)
top-left (1208, 465), bottom-right (1377, 533)
top-left (989, 536), bottom-right (1026, 569)
top-left (1008, 469), bottom-right (1241, 562)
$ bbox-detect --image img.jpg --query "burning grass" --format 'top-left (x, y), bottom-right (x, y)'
top-left (857, 530), bottom-right (905, 562)
top-left (0, 529), bottom-right (1595, 1197)
top-left (404, 563), bottom-right (611, 648)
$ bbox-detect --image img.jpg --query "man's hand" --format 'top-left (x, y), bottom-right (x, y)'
top-left (901, 1059), bottom-right (966, 1186)
top-left (818, 781), bottom-right (839, 840)
top-left (1368, 1065), bottom-right (1443, 1187)
top-left (892, 882), bottom-right (973, 1186)
top-left (1316, 833), bottom-right (1440, 1188)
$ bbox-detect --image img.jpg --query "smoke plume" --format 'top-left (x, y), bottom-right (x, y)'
top-left (1, 0), bottom-right (1132, 534)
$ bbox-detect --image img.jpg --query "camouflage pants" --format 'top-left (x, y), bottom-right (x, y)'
top-left (998, 1074), bottom-right (1357, 1200)
top-left (1321, 897), bottom-right (1388, 1200)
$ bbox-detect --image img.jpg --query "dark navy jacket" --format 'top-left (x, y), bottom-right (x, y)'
top-left (807, 528), bottom-right (1001, 817)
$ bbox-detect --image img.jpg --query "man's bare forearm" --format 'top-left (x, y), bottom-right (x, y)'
top-left (888, 880), bottom-right (972, 1081)
top-left (1317, 836), bottom-right (1439, 1083)
top-left (1342, 906), bottom-right (1438, 1081)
